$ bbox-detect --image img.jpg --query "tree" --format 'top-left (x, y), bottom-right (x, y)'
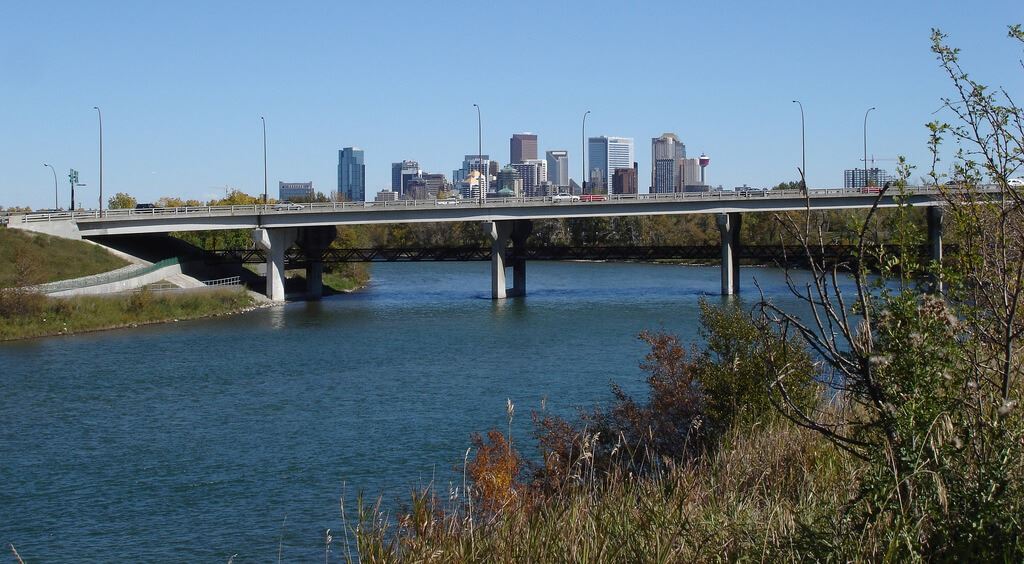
top-left (754, 27), bottom-right (1024, 559)
top-left (107, 192), bottom-right (137, 209)
top-left (208, 189), bottom-right (261, 206)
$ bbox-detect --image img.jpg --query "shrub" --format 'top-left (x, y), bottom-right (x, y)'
top-left (532, 300), bottom-right (817, 488)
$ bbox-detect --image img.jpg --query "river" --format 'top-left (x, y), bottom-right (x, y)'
top-left (1, 261), bottom-right (814, 561)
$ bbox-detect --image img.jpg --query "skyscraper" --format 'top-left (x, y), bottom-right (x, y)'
top-left (546, 150), bottom-right (569, 189)
top-left (681, 158), bottom-right (703, 190)
top-left (338, 147), bottom-right (365, 202)
top-left (391, 160), bottom-right (421, 198)
top-left (587, 136), bottom-right (634, 194)
top-left (497, 166), bottom-right (523, 196)
top-left (613, 168), bottom-right (638, 195)
top-left (509, 159), bottom-right (547, 197)
top-left (279, 181), bottom-right (314, 201)
top-left (454, 155), bottom-right (492, 195)
top-left (510, 133), bottom-right (538, 163)
top-left (651, 133), bottom-right (686, 193)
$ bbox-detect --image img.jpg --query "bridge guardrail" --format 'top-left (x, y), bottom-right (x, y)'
top-left (11, 185), bottom-right (974, 224)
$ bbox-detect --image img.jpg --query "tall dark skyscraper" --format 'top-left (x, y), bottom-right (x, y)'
top-left (510, 133), bottom-right (538, 163)
top-left (338, 147), bottom-right (365, 202)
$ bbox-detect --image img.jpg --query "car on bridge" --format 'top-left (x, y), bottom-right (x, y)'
top-left (551, 193), bottom-right (581, 202)
top-left (273, 201), bottom-right (304, 211)
top-left (435, 198), bottom-right (461, 206)
top-left (580, 194), bottom-right (607, 202)
top-left (1009, 177), bottom-right (1024, 187)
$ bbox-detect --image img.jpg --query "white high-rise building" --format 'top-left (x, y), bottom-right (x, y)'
top-left (587, 136), bottom-right (634, 193)
top-left (681, 157), bottom-right (702, 188)
top-left (546, 150), bottom-right (569, 189)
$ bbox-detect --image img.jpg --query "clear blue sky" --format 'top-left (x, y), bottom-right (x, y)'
top-left (1, 1), bottom-right (1021, 208)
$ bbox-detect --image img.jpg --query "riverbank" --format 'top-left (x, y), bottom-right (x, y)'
top-left (0, 287), bottom-right (260, 341)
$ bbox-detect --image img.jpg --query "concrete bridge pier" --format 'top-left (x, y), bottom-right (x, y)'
top-left (296, 226), bottom-right (338, 300)
top-left (482, 219), bottom-right (531, 299)
top-left (717, 212), bottom-right (742, 295)
top-left (509, 219), bottom-right (533, 297)
top-left (483, 220), bottom-right (512, 299)
top-left (927, 206), bottom-right (944, 292)
top-left (252, 227), bottom-right (298, 301)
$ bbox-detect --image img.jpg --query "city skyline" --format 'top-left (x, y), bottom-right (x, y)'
top-left (1, 1), bottom-right (1021, 208)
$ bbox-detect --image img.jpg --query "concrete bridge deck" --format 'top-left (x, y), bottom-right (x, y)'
top-left (6, 186), bottom-right (975, 301)
top-left (9, 186), bottom-right (955, 237)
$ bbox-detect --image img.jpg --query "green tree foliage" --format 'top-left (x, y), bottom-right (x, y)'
top-left (208, 189), bottom-right (262, 206)
top-left (155, 196), bottom-right (202, 208)
top-left (107, 192), bottom-right (137, 209)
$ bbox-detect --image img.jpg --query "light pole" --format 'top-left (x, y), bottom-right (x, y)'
top-left (863, 107), bottom-right (876, 189)
top-left (792, 100), bottom-right (805, 192)
top-left (93, 106), bottom-right (103, 212)
top-left (582, 110), bottom-right (590, 194)
top-left (473, 104), bottom-right (482, 205)
top-left (44, 163), bottom-right (58, 209)
top-left (261, 116), bottom-right (268, 204)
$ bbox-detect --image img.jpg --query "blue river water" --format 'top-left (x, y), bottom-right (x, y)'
top-left (1, 261), bottom-right (812, 561)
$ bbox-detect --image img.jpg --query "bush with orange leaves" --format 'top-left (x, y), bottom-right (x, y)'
top-left (466, 429), bottom-right (524, 515)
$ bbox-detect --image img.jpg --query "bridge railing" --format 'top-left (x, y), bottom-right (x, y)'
top-left (10, 184), bottom-right (971, 224)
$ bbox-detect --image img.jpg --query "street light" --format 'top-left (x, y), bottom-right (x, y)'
top-left (261, 116), bottom-right (268, 204)
top-left (863, 107), bottom-right (876, 189)
top-left (792, 100), bottom-right (805, 192)
top-left (93, 106), bottom-right (103, 212)
top-left (43, 163), bottom-right (58, 209)
top-left (473, 103), bottom-right (482, 205)
top-left (582, 110), bottom-right (591, 194)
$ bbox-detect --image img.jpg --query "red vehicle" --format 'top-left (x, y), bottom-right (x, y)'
top-left (579, 194), bottom-right (607, 202)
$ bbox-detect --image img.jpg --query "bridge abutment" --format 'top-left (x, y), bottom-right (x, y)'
top-left (252, 227), bottom-right (298, 301)
top-left (717, 212), bottom-right (742, 295)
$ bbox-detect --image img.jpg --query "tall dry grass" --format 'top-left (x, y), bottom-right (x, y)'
top-left (345, 412), bottom-right (859, 563)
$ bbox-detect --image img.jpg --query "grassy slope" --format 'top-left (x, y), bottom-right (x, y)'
top-left (0, 228), bottom-right (128, 286)
top-left (0, 288), bottom-right (254, 341)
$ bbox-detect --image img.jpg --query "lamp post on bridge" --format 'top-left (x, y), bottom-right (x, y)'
top-left (44, 163), bottom-right (58, 209)
top-left (863, 107), bottom-right (876, 190)
top-left (792, 100), bottom-right (805, 193)
top-left (261, 116), bottom-right (268, 204)
top-left (582, 110), bottom-right (590, 194)
top-left (473, 104), bottom-right (482, 205)
top-left (93, 106), bottom-right (103, 212)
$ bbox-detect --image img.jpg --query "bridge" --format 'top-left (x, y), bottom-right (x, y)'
top-left (6, 187), bottom-right (956, 301)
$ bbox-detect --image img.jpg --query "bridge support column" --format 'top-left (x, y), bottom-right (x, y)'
top-left (483, 220), bottom-right (513, 299)
top-left (509, 219), bottom-right (533, 297)
top-left (927, 206), bottom-right (944, 293)
top-left (296, 226), bottom-right (338, 300)
top-left (252, 227), bottom-right (298, 301)
top-left (716, 212), bottom-right (742, 295)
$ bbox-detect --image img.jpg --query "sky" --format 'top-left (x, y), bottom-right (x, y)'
top-left (1, 0), bottom-right (1022, 209)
